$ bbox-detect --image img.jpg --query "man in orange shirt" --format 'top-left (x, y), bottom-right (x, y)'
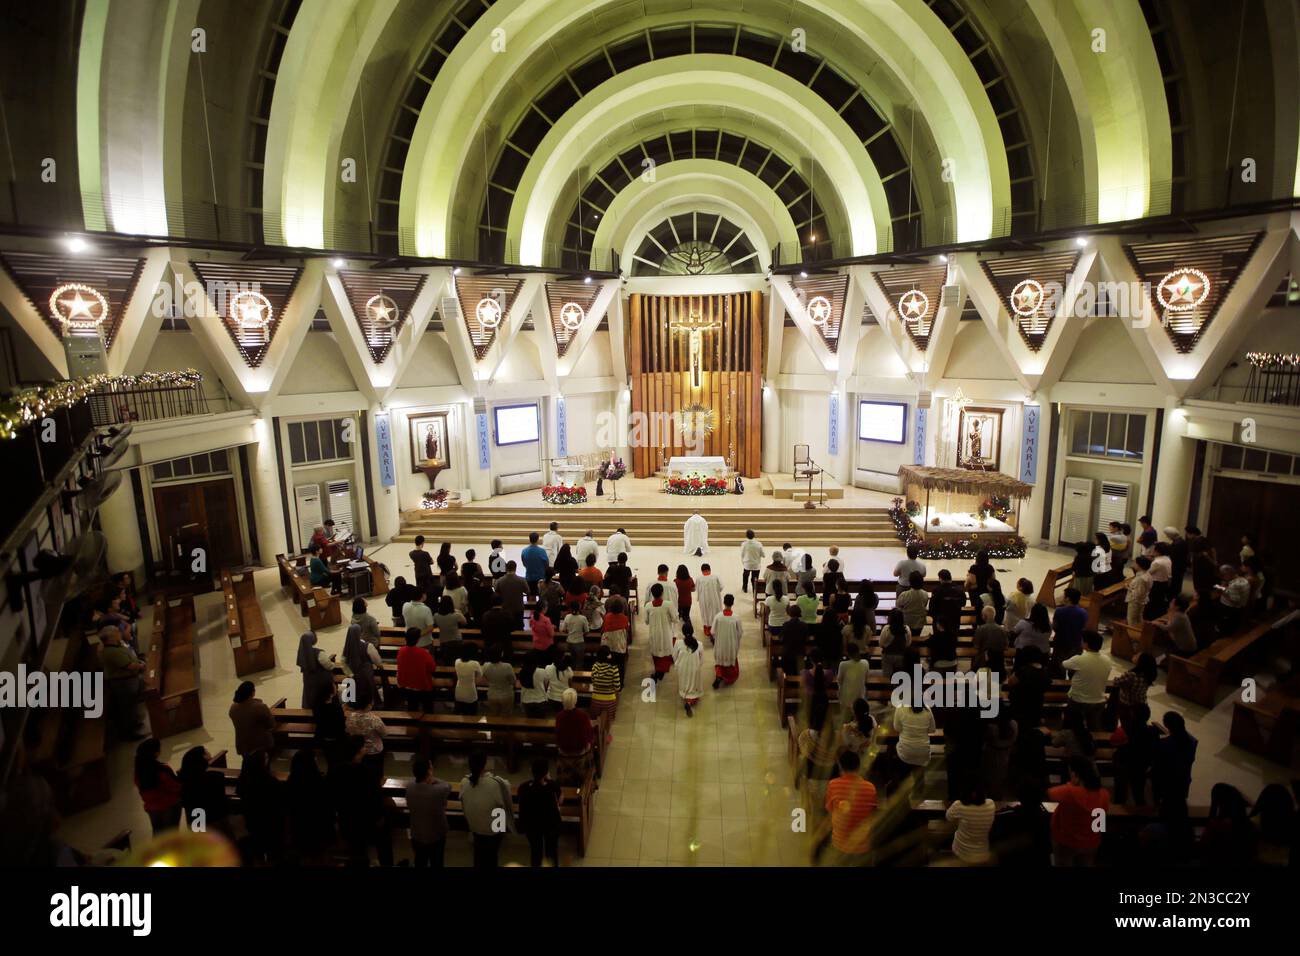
top-left (578, 553), bottom-right (604, 590)
top-left (822, 752), bottom-right (877, 863)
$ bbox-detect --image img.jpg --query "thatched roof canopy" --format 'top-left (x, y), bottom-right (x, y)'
top-left (897, 465), bottom-right (1032, 499)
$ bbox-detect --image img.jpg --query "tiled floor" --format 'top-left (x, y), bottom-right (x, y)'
top-left (56, 487), bottom-right (1296, 866)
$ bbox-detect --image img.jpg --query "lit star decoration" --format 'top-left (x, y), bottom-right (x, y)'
top-left (806, 295), bottom-right (833, 327)
top-left (228, 290), bottom-right (273, 344)
top-left (1156, 268), bottom-right (1210, 312)
top-left (49, 283), bottom-right (110, 333)
top-left (0, 369), bottom-right (203, 440)
top-left (475, 296), bottom-right (503, 330)
top-left (898, 289), bottom-right (930, 321)
top-left (559, 301), bottom-right (585, 331)
top-left (1009, 279), bottom-right (1045, 317)
top-left (365, 294), bottom-right (400, 329)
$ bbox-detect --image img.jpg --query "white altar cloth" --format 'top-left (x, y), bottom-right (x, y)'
top-left (666, 455), bottom-right (728, 476)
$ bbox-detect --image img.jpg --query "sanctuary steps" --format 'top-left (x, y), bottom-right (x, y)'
top-left (395, 504), bottom-right (899, 548)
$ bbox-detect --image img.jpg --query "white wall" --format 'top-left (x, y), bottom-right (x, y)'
top-left (395, 332), bottom-right (461, 388)
top-left (279, 332), bottom-right (359, 395)
top-left (1060, 317), bottom-right (1155, 384)
top-left (943, 322), bottom-right (1020, 380)
top-left (142, 331), bottom-right (235, 404)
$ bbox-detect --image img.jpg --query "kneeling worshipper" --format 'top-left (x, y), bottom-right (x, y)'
top-left (684, 511), bottom-right (710, 556)
top-left (711, 594), bottom-right (742, 689)
top-left (674, 627), bottom-right (704, 717)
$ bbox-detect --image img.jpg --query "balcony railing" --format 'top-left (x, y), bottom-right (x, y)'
top-left (87, 382), bottom-right (214, 427)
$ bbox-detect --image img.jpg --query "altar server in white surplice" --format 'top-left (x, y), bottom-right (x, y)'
top-left (683, 512), bottom-right (710, 556)
top-left (696, 564), bottom-right (724, 638)
top-left (673, 630), bottom-right (704, 716)
top-left (711, 594), bottom-right (742, 689)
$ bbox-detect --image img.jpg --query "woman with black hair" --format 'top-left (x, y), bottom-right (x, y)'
top-left (519, 651), bottom-right (551, 718)
top-left (1091, 532), bottom-right (1114, 588)
top-left (552, 544), bottom-right (579, 587)
top-left (517, 758), bottom-right (562, 868)
top-left (236, 749), bottom-right (286, 864)
top-left (436, 541), bottom-right (456, 581)
top-left (1111, 703), bottom-right (1156, 806)
top-left (854, 579), bottom-right (880, 619)
top-left (1071, 541), bottom-right (1095, 596)
top-left (1012, 602), bottom-right (1052, 655)
top-left (460, 751), bottom-right (514, 867)
top-left (1047, 755), bottom-right (1111, 866)
top-left (674, 563), bottom-right (695, 628)
top-left (796, 683), bottom-right (838, 810)
top-left (879, 608), bottom-right (912, 681)
top-left (134, 738), bottom-right (181, 835)
top-left (1198, 784), bottom-right (1258, 865)
top-left (179, 747), bottom-right (233, 839)
top-left (966, 550), bottom-right (995, 608)
top-left (946, 781), bottom-right (996, 865)
top-left (287, 749), bottom-right (335, 863)
top-left (229, 681), bottom-right (274, 757)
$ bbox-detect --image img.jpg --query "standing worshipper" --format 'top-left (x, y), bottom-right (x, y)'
top-left (409, 535), bottom-right (435, 596)
top-left (460, 752), bottom-right (514, 868)
top-left (342, 623), bottom-right (381, 707)
top-left (684, 511), bottom-right (710, 556)
top-left (488, 539), bottom-right (507, 579)
top-left (696, 564), bottom-right (724, 638)
top-left (674, 629), bottom-right (704, 716)
top-left (601, 595), bottom-right (631, 686)
top-left (1165, 527), bottom-right (1188, 598)
top-left (740, 529), bottom-right (764, 593)
top-left (645, 583), bottom-right (677, 682)
top-left (522, 532), bottom-right (549, 596)
top-left (575, 530), bottom-right (599, 568)
top-left (542, 522), bottom-right (564, 568)
top-left (711, 593), bottom-right (742, 689)
top-left (674, 564), bottom-right (696, 628)
top-left (297, 631), bottom-right (336, 711)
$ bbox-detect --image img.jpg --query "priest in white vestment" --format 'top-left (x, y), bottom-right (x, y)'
top-left (683, 511), bottom-right (710, 556)
top-left (542, 522), bottom-right (564, 566)
top-left (673, 633), bottom-right (704, 715)
top-left (696, 564), bottom-right (724, 637)
top-left (606, 528), bottom-right (632, 562)
top-left (574, 530), bottom-right (599, 567)
top-left (711, 594), bottom-right (742, 688)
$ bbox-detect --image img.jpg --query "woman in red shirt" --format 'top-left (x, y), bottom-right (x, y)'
top-left (1047, 755), bottom-right (1112, 866)
top-left (135, 738), bottom-right (182, 835)
top-left (555, 688), bottom-right (595, 785)
top-left (395, 627), bottom-right (439, 712)
top-left (531, 603), bottom-right (556, 656)
top-left (675, 564), bottom-right (695, 629)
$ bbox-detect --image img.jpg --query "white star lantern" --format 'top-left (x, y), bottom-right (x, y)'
top-left (475, 296), bottom-right (503, 330)
top-left (365, 293), bottom-right (400, 329)
top-left (1157, 268), bottom-right (1210, 312)
top-left (897, 289), bottom-right (930, 322)
top-left (228, 290), bottom-right (273, 345)
top-left (806, 295), bottom-right (833, 327)
top-left (1009, 278), bottom-right (1045, 317)
top-left (559, 301), bottom-right (585, 332)
top-left (49, 283), bottom-right (109, 333)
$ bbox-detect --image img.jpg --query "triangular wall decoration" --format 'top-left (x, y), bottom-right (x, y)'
top-left (0, 251), bottom-right (145, 349)
top-left (545, 281), bottom-right (601, 357)
top-left (980, 250), bottom-right (1080, 351)
top-left (870, 264), bottom-right (948, 351)
top-left (453, 275), bottom-right (524, 359)
top-left (189, 260), bottom-right (303, 367)
top-left (786, 273), bottom-right (849, 353)
top-left (1123, 232), bottom-right (1264, 353)
top-left (338, 270), bottom-right (428, 363)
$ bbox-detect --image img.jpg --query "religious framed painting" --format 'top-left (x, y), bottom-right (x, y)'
top-left (956, 407), bottom-right (1002, 471)
top-left (408, 411), bottom-right (450, 473)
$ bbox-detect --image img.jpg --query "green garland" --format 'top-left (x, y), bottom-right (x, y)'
top-left (0, 369), bottom-right (204, 440)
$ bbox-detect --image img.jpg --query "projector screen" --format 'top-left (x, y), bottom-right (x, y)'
top-left (494, 404), bottom-right (539, 446)
top-left (858, 401), bottom-right (908, 444)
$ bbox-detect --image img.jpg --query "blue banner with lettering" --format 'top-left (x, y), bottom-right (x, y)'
top-left (375, 412), bottom-right (395, 488)
top-left (914, 407), bottom-right (928, 465)
top-left (476, 413), bottom-right (491, 469)
top-left (556, 397), bottom-right (568, 458)
top-left (1020, 404), bottom-right (1040, 484)
top-left (828, 393), bottom-right (840, 456)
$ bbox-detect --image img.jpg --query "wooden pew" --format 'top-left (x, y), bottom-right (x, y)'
top-left (277, 553), bottom-right (342, 630)
top-left (142, 595), bottom-right (203, 738)
top-left (267, 706), bottom-right (608, 777)
top-left (218, 765), bottom-right (596, 857)
top-left (1167, 615), bottom-right (1283, 707)
top-left (1230, 674), bottom-right (1300, 765)
top-left (1082, 578), bottom-right (1129, 631)
top-left (331, 663), bottom-right (595, 709)
top-left (222, 570), bottom-right (276, 676)
top-left (28, 630), bottom-right (110, 814)
top-left (1036, 562), bottom-right (1074, 608)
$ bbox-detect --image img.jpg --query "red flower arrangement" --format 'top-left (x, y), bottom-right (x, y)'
top-left (667, 475), bottom-right (728, 496)
top-left (542, 484), bottom-right (587, 505)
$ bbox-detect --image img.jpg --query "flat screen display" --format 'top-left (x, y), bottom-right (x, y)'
top-left (494, 404), bottom-right (539, 445)
top-left (858, 401), bottom-right (907, 444)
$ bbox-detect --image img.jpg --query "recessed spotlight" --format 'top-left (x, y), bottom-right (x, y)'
top-left (65, 236), bottom-right (87, 253)
top-left (939, 254), bottom-right (948, 263)
top-left (452, 266), bottom-right (462, 275)
top-left (1075, 237), bottom-right (1087, 248)
top-left (331, 258), bottom-right (345, 268)
top-left (800, 271), bottom-right (808, 278)
top-left (583, 276), bottom-right (592, 284)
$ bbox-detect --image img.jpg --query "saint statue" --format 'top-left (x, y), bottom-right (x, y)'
top-left (424, 425), bottom-right (440, 462)
top-left (968, 419), bottom-right (982, 462)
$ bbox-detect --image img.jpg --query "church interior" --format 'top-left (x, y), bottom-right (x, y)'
top-left (0, 0), bottom-right (1298, 884)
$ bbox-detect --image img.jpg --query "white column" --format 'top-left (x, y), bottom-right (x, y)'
top-left (761, 384), bottom-right (781, 474)
top-left (100, 479), bottom-right (144, 578)
top-left (1151, 400), bottom-right (1195, 533)
top-left (250, 416), bottom-right (289, 561)
top-left (614, 385), bottom-right (631, 462)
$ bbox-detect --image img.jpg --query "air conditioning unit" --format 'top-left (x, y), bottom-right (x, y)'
top-left (1097, 481), bottom-right (1133, 532)
top-left (938, 284), bottom-right (961, 310)
top-left (294, 483), bottom-right (322, 550)
top-left (326, 479), bottom-right (354, 539)
top-left (64, 333), bottom-right (108, 376)
top-left (1061, 477), bottom-right (1093, 544)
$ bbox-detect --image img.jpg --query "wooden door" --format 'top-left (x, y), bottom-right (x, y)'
top-left (1206, 476), bottom-right (1300, 591)
top-left (153, 479), bottom-right (244, 574)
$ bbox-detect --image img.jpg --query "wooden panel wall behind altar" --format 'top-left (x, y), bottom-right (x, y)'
top-left (627, 291), bottom-right (764, 479)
